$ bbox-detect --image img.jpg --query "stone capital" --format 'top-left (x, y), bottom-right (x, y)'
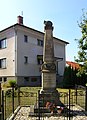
top-left (44, 21), bottom-right (53, 30)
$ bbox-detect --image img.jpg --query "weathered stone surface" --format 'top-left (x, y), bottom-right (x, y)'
top-left (41, 21), bottom-right (56, 92)
top-left (40, 21), bottom-right (59, 105)
top-left (42, 73), bottom-right (56, 89)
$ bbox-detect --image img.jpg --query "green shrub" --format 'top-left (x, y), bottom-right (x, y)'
top-left (9, 80), bottom-right (16, 87)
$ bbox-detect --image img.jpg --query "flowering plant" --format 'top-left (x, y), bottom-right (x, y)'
top-left (57, 106), bottom-right (64, 114)
top-left (46, 102), bottom-right (56, 114)
top-left (46, 102), bottom-right (64, 114)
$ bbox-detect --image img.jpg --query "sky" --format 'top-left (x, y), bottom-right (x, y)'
top-left (0, 0), bottom-right (87, 61)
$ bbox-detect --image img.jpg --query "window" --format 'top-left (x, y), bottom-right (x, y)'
top-left (0, 58), bottom-right (6, 68)
top-left (31, 77), bottom-right (37, 82)
top-left (4, 77), bottom-right (7, 82)
top-left (37, 39), bottom-right (43, 46)
top-left (37, 55), bottom-right (43, 65)
top-left (24, 35), bottom-right (28, 43)
top-left (24, 77), bottom-right (29, 81)
top-left (38, 59), bottom-right (43, 65)
top-left (0, 78), bottom-right (2, 82)
top-left (0, 38), bottom-right (7, 49)
top-left (24, 56), bottom-right (28, 64)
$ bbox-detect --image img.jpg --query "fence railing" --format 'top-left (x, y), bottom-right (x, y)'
top-left (1, 85), bottom-right (87, 120)
top-left (19, 88), bottom-right (37, 106)
top-left (2, 88), bottom-right (19, 120)
top-left (75, 85), bottom-right (86, 110)
top-left (1, 87), bottom-right (38, 120)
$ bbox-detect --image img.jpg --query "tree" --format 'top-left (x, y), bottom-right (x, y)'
top-left (75, 10), bottom-right (87, 80)
top-left (63, 66), bottom-right (75, 88)
top-left (63, 66), bottom-right (72, 88)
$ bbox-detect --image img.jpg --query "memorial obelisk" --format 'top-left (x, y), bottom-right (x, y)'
top-left (40, 21), bottom-right (59, 105)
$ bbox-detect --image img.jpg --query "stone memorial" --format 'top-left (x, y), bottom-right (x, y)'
top-left (29, 21), bottom-right (65, 117)
top-left (40, 21), bottom-right (60, 105)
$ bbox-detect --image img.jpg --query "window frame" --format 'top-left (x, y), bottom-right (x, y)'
top-left (24, 56), bottom-right (28, 64)
top-left (37, 39), bottom-right (43, 46)
top-left (24, 35), bottom-right (28, 43)
top-left (0, 38), bottom-right (7, 49)
top-left (0, 58), bottom-right (6, 69)
top-left (37, 55), bottom-right (43, 65)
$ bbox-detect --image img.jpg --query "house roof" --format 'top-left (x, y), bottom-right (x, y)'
top-left (0, 23), bottom-right (69, 44)
top-left (66, 61), bottom-right (80, 69)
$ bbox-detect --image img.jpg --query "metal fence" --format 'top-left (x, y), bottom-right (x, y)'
top-left (1, 85), bottom-right (87, 120)
top-left (1, 87), bottom-right (37, 120)
top-left (75, 85), bottom-right (86, 110)
top-left (18, 87), bottom-right (37, 106)
top-left (36, 90), bottom-right (74, 120)
top-left (1, 88), bottom-right (19, 120)
top-left (36, 87), bottom-right (87, 120)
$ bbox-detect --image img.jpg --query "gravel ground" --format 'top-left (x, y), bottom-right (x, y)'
top-left (13, 106), bottom-right (87, 120)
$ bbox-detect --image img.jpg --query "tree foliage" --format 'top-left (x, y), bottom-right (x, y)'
top-left (75, 10), bottom-right (87, 77)
top-left (63, 66), bottom-right (78, 88)
top-left (63, 66), bottom-right (86, 88)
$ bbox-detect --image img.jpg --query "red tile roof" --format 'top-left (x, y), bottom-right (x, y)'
top-left (66, 61), bottom-right (80, 69)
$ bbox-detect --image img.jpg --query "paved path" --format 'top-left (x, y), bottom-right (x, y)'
top-left (13, 106), bottom-right (87, 120)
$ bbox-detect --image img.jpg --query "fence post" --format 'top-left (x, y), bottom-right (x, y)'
top-left (85, 86), bottom-right (87, 111)
top-left (12, 87), bottom-right (14, 113)
top-left (2, 91), bottom-right (4, 120)
top-left (68, 89), bottom-right (71, 120)
top-left (18, 87), bottom-right (20, 106)
top-left (75, 85), bottom-right (77, 104)
top-left (4, 93), bottom-right (6, 119)
top-left (38, 90), bottom-right (40, 120)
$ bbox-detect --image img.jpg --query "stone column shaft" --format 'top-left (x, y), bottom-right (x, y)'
top-left (41, 21), bottom-right (56, 92)
top-left (43, 29), bottom-right (54, 62)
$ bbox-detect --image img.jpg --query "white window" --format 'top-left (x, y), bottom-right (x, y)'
top-left (24, 56), bottom-right (28, 64)
top-left (0, 38), bottom-right (7, 49)
top-left (37, 39), bottom-right (43, 46)
top-left (0, 58), bottom-right (6, 68)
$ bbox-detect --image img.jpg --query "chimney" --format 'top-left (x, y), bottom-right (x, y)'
top-left (17, 15), bottom-right (23, 25)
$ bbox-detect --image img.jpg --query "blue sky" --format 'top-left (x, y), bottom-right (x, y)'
top-left (0, 0), bottom-right (87, 61)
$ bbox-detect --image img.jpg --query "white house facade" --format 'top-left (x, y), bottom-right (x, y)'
top-left (0, 16), bottom-right (68, 86)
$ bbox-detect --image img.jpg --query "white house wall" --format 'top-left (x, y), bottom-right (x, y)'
top-left (16, 26), bottom-right (65, 77)
top-left (16, 29), bottom-right (43, 76)
top-left (0, 25), bottom-right (67, 80)
top-left (0, 28), bottom-right (15, 76)
top-left (54, 40), bottom-right (65, 75)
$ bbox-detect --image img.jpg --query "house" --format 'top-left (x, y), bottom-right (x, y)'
top-left (0, 16), bottom-right (69, 86)
top-left (66, 61), bottom-right (80, 69)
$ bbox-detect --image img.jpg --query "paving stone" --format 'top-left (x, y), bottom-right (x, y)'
top-left (13, 105), bottom-right (87, 120)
